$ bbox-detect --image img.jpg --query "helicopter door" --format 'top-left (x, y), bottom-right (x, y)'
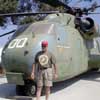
top-left (56, 27), bottom-right (72, 78)
top-left (70, 32), bottom-right (82, 75)
top-left (71, 33), bottom-right (88, 75)
top-left (74, 38), bottom-right (82, 74)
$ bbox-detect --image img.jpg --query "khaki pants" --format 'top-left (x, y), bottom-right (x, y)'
top-left (36, 68), bottom-right (53, 87)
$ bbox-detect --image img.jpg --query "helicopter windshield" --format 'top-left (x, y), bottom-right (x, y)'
top-left (11, 23), bottom-right (55, 38)
top-left (12, 24), bottom-right (31, 38)
top-left (31, 23), bottom-right (55, 34)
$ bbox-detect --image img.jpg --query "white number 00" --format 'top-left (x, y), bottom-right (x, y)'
top-left (8, 38), bottom-right (28, 49)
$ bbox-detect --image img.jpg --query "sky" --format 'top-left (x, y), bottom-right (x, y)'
top-left (0, 0), bottom-right (100, 48)
top-left (0, 24), bottom-right (17, 48)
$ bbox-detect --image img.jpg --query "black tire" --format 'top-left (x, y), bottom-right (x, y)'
top-left (16, 85), bottom-right (25, 96)
top-left (91, 68), bottom-right (99, 71)
top-left (24, 80), bottom-right (37, 96)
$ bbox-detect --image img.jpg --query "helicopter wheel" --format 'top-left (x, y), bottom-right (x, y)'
top-left (91, 68), bottom-right (99, 71)
top-left (24, 80), bottom-right (37, 96)
top-left (16, 85), bottom-right (25, 96)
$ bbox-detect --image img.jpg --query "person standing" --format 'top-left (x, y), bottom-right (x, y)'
top-left (31, 40), bottom-right (58, 100)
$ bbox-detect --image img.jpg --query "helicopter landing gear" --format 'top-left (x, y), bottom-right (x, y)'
top-left (16, 80), bottom-right (37, 96)
top-left (24, 80), bottom-right (37, 96)
top-left (91, 68), bottom-right (99, 71)
top-left (16, 85), bottom-right (25, 95)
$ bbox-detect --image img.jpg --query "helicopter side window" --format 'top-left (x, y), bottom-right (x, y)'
top-left (11, 24), bottom-right (31, 38)
top-left (96, 39), bottom-right (100, 52)
top-left (93, 39), bottom-right (97, 49)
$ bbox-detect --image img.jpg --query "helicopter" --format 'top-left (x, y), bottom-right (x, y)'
top-left (0, 0), bottom-right (100, 96)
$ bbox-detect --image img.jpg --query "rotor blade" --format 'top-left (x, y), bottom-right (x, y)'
top-left (87, 12), bottom-right (100, 14)
top-left (38, 0), bottom-right (72, 11)
top-left (0, 30), bottom-right (16, 37)
top-left (0, 11), bottom-right (59, 17)
top-left (87, 5), bottom-right (100, 11)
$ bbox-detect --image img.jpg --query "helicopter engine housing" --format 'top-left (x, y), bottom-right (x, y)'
top-left (80, 17), bottom-right (100, 39)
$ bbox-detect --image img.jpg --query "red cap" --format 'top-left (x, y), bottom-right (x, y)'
top-left (41, 41), bottom-right (48, 47)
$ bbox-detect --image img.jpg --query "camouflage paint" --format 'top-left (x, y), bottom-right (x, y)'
top-left (1, 13), bottom-right (100, 84)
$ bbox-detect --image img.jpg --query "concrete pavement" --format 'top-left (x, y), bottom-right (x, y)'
top-left (0, 71), bottom-right (100, 100)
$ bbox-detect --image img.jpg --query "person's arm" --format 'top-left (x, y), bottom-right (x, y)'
top-left (51, 53), bottom-right (58, 79)
top-left (31, 54), bottom-right (38, 80)
top-left (31, 64), bottom-right (35, 80)
top-left (53, 63), bottom-right (58, 79)
top-left (31, 53), bottom-right (38, 80)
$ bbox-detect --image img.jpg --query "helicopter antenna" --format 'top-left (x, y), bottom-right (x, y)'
top-left (0, 30), bottom-right (16, 37)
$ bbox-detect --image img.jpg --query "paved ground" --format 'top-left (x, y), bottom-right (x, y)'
top-left (0, 71), bottom-right (100, 100)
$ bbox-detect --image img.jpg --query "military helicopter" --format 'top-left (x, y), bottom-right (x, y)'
top-left (0, 0), bottom-right (100, 96)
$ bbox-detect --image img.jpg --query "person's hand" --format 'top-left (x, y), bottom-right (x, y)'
top-left (54, 73), bottom-right (58, 79)
top-left (31, 72), bottom-right (35, 80)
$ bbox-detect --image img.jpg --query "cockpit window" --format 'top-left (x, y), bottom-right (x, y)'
top-left (12, 24), bottom-right (30, 38)
top-left (11, 23), bottom-right (55, 39)
top-left (31, 23), bottom-right (55, 34)
top-left (25, 23), bottom-right (55, 34)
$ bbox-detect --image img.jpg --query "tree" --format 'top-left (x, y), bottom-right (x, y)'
top-left (0, 0), bottom-right (96, 26)
top-left (0, 0), bottom-right (17, 13)
top-left (17, 0), bottom-right (32, 12)
top-left (20, 16), bottom-right (36, 25)
top-left (0, 0), bottom-right (18, 26)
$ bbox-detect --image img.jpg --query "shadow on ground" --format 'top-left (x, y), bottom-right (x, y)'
top-left (0, 83), bottom-right (16, 98)
top-left (51, 70), bottom-right (100, 93)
